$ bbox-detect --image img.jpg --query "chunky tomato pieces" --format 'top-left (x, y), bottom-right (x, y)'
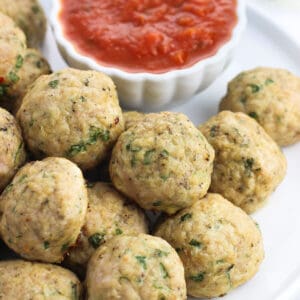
top-left (60, 0), bottom-right (237, 73)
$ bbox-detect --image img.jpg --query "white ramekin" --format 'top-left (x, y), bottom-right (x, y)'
top-left (51, 0), bottom-right (247, 110)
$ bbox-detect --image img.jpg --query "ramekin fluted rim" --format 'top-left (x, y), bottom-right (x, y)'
top-left (50, 0), bottom-right (247, 81)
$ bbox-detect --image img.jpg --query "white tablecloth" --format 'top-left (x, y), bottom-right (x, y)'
top-left (248, 0), bottom-right (300, 42)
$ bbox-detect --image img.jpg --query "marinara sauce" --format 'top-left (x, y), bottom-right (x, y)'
top-left (60, 0), bottom-right (237, 73)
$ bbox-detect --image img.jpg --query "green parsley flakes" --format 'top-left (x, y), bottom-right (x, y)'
top-left (152, 201), bottom-right (162, 207)
top-left (67, 127), bottom-right (110, 157)
top-left (48, 80), bottom-right (59, 88)
top-left (265, 78), bottom-right (274, 85)
top-left (8, 71), bottom-right (19, 84)
top-left (143, 149), bottom-right (155, 165)
top-left (159, 263), bottom-right (169, 279)
top-left (67, 143), bottom-right (86, 157)
top-left (248, 111), bottom-right (259, 121)
top-left (210, 125), bottom-right (219, 137)
top-left (180, 213), bottom-right (192, 222)
top-left (160, 149), bottom-right (169, 158)
top-left (88, 233), bottom-right (105, 249)
top-left (136, 256), bottom-right (147, 270)
top-left (43, 241), bottom-right (50, 249)
top-left (189, 239), bottom-right (202, 248)
top-left (189, 272), bottom-right (206, 282)
top-left (15, 55), bottom-right (23, 69)
top-left (249, 84), bottom-right (260, 93)
top-left (115, 228), bottom-right (123, 235)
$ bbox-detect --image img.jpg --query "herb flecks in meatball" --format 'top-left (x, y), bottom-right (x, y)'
top-left (17, 68), bottom-right (124, 170)
top-left (199, 111), bottom-right (286, 213)
top-left (0, 157), bottom-right (88, 263)
top-left (65, 182), bottom-right (148, 274)
top-left (155, 193), bottom-right (264, 298)
top-left (86, 234), bottom-right (186, 300)
top-left (0, 260), bottom-right (82, 299)
top-left (110, 112), bottom-right (214, 214)
top-left (220, 67), bottom-right (300, 146)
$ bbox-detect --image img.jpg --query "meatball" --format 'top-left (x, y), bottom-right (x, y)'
top-left (199, 111), bottom-right (286, 213)
top-left (86, 234), bottom-right (187, 300)
top-left (0, 157), bottom-right (88, 263)
top-left (17, 68), bottom-right (124, 170)
top-left (0, 107), bottom-right (26, 192)
top-left (0, 260), bottom-right (82, 299)
top-left (2, 48), bottom-right (51, 114)
top-left (0, 13), bottom-right (26, 88)
top-left (0, 0), bottom-right (46, 47)
top-left (123, 111), bottom-right (145, 130)
top-left (65, 182), bottom-right (148, 272)
top-left (219, 67), bottom-right (300, 146)
top-left (155, 193), bottom-right (264, 298)
top-left (110, 112), bottom-right (214, 214)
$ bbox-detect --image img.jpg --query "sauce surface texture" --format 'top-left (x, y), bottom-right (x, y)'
top-left (60, 0), bottom-right (237, 73)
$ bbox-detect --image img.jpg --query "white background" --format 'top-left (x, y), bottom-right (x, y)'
top-left (249, 0), bottom-right (300, 42)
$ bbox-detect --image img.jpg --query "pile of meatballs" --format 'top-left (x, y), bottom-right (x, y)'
top-left (1, 2), bottom-right (300, 299)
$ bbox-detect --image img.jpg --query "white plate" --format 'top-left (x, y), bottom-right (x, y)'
top-left (13, 1), bottom-right (300, 299)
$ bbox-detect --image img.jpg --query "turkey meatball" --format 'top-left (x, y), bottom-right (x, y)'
top-left (220, 67), bottom-right (300, 146)
top-left (2, 48), bottom-right (51, 113)
top-left (0, 157), bottom-right (88, 263)
top-left (155, 193), bottom-right (264, 298)
top-left (0, 107), bottom-right (26, 192)
top-left (65, 182), bottom-right (148, 272)
top-left (199, 111), bottom-right (286, 213)
top-left (110, 112), bottom-right (214, 214)
top-left (86, 234), bottom-right (187, 300)
top-left (0, 0), bottom-right (46, 47)
top-left (17, 68), bottom-right (124, 170)
top-left (0, 260), bottom-right (82, 299)
top-left (0, 13), bottom-right (26, 89)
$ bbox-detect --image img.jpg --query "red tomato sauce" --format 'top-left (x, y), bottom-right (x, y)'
top-left (60, 0), bottom-right (237, 73)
